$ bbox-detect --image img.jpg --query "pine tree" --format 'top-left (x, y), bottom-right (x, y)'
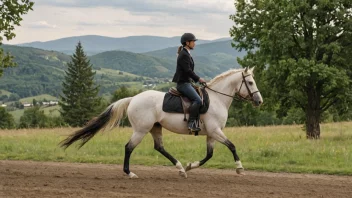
top-left (59, 42), bottom-right (101, 127)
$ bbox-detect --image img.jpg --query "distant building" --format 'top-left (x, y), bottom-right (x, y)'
top-left (1, 104), bottom-right (7, 107)
top-left (23, 103), bottom-right (33, 108)
top-left (49, 101), bottom-right (59, 105)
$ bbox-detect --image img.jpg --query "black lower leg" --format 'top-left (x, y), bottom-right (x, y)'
top-left (123, 142), bottom-right (134, 174)
top-left (224, 139), bottom-right (240, 161)
top-left (154, 141), bottom-right (178, 165)
top-left (199, 144), bottom-right (214, 166)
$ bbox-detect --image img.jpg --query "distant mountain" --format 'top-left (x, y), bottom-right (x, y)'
top-left (0, 40), bottom-right (246, 97)
top-left (90, 51), bottom-right (174, 78)
top-left (0, 45), bottom-right (156, 97)
top-left (17, 35), bottom-right (216, 55)
top-left (89, 40), bottom-right (246, 79)
top-left (144, 40), bottom-right (247, 77)
top-left (145, 40), bottom-right (244, 58)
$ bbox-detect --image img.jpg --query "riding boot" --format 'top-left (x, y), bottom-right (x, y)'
top-left (188, 102), bottom-right (201, 132)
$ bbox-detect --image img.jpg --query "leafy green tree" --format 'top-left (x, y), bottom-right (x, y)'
top-left (230, 0), bottom-right (352, 138)
top-left (19, 106), bottom-right (47, 128)
top-left (19, 106), bottom-right (66, 128)
top-left (0, 0), bottom-right (34, 77)
top-left (8, 93), bottom-right (20, 101)
top-left (0, 107), bottom-right (15, 129)
top-left (59, 42), bottom-right (101, 127)
top-left (111, 86), bottom-right (136, 102)
top-left (32, 98), bottom-right (37, 106)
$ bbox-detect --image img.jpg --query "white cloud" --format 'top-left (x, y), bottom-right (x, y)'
top-left (28, 21), bottom-right (57, 29)
top-left (33, 0), bottom-right (234, 15)
top-left (4, 1), bottom-right (236, 44)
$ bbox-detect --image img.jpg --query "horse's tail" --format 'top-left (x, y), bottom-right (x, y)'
top-left (60, 97), bottom-right (133, 149)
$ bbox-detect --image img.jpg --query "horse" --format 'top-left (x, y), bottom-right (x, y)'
top-left (60, 67), bottom-right (263, 178)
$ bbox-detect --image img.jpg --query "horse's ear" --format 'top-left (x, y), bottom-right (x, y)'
top-left (251, 66), bottom-right (255, 72)
top-left (244, 67), bottom-right (249, 73)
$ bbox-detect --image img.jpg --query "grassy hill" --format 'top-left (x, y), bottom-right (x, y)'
top-left (90, 51), bottom-right (175, 78)
top-left (0, 40), bottom-right (246, 97)
top-left (0, 45), bottom-right (153, 97)
top-left (0, 45), bottom-right (69, 98)
top-left (0, 90), bottom-right (12, 96)
top-left (19, 94), bottom-right (58, 103)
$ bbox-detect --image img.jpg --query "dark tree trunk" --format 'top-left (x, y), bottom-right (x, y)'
top-left (306, 109), bottom-right (320, 139)
top-left (305, 86), bottom-right (321, 139)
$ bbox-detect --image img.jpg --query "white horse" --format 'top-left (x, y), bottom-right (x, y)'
top-left (60, 67), bottom-right (263, 178)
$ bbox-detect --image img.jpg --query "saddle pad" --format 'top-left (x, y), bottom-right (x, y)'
top-left (162, 88), bottom-right (210, 114)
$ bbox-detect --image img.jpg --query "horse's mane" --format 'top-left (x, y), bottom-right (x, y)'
top-left (207, 68), bottom-right (245, 86)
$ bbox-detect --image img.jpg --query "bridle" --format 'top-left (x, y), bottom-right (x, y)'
top-left (203, 72), bottom-right (259, 102)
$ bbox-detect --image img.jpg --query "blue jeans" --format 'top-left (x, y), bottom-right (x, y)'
top-left (176, 83), bottom-right (202, 105)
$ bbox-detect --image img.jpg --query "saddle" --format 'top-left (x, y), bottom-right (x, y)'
top-left (162, 85), bottom-right (210, 121)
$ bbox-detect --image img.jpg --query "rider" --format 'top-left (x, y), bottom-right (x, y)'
top-left (172, 33), bottom-right (207, 132)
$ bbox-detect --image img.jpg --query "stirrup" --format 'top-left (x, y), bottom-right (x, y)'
top-left (188, 121), bottom-right (201, 136)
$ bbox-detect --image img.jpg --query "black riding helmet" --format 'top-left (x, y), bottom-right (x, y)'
top-left (180, 33), bottom-right (197, 44)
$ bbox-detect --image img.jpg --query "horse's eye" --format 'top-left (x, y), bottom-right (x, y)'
top-left (248, 81), bottom-right (253, 85)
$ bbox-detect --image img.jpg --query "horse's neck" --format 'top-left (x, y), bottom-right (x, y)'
top-left (208, 72), bottom-right (241, 110)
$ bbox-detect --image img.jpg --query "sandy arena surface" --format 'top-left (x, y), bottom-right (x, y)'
top-left (1, 160), bottom-right (352, 198)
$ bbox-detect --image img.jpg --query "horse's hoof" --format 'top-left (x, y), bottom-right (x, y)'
top-left (128, 172), bottom-right (139, 179)
top-left (179, 171), bottom-right (188, 178)
top-left (185, 163), bottom-right (192, 172)
top-left (236, 168), bottom-right (245, 175)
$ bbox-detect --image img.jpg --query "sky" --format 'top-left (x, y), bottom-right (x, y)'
top-left (3, 0), bottom-right (236, 44)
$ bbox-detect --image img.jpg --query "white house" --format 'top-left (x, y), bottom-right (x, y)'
top-left (49, 101), bottom-right (59, 105)
top-left (23, 103), bottom-right (32, 107)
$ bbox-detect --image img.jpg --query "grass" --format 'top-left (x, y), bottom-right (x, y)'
top-left (95, 68), bottom-right (148, 78)
top-left (0, 89), bottom-right (12, 96)
top-left (0, 122), bottom-right (351, 175)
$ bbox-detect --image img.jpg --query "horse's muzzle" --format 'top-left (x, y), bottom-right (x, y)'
top-left (252, 92), bottom-right (263, 107)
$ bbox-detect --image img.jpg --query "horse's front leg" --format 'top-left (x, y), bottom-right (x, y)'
top-left (210, 128), bottom-right (245, 175)
top-left (186, 136), bottom-right (215, 171)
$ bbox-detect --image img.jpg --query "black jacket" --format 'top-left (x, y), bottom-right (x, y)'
top-left (172, 48), bottom-right (200, 84)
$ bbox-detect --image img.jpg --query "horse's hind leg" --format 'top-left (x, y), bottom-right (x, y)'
top-left (123, 130), bottom-right (148, 178)
top-left (150, 124), bottom-right (187, 178)
top-left (186, 136), bottom-right (215, 172)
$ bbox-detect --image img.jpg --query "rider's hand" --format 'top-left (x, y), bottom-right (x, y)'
top-left (198, 78), bottom-right (206, 84)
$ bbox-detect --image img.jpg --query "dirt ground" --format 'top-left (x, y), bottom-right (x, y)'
top-left (1, 160), bottom-right (352, 198)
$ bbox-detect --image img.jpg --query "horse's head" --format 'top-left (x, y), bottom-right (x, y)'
top-left (237, 67), bottom-right (263, 106)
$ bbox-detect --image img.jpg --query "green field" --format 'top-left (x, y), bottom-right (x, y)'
top-left (0, 89), bottom-right (12, 96)
top-left (94, 68), bottom-right (147, 78)
top-left (19, 94), bottom-right (58, 103)
top-left (9, 105), bottom-right (61, 123)
top-left (0, 122), bottom-right (351, 175)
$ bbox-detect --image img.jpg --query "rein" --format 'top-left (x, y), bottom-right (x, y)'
top-left (203, 72), bottom-right (259, 102)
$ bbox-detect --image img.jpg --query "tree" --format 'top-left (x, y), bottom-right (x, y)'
top-left (0, 0), bottom-right (34, 77)
top-left (59, 42), bottom-right (101, 127)
top-left (19, 106), bottom-right (47, 128)
top-left (230, 0), bottom-right (352, 138)
top-left (32, 98), bottom-right (37, 106)
top-left (0, 107), bottom-right (15, 129)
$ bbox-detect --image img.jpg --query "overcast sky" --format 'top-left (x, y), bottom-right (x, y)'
top-left (4, 0), bottom-right (236, 44)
